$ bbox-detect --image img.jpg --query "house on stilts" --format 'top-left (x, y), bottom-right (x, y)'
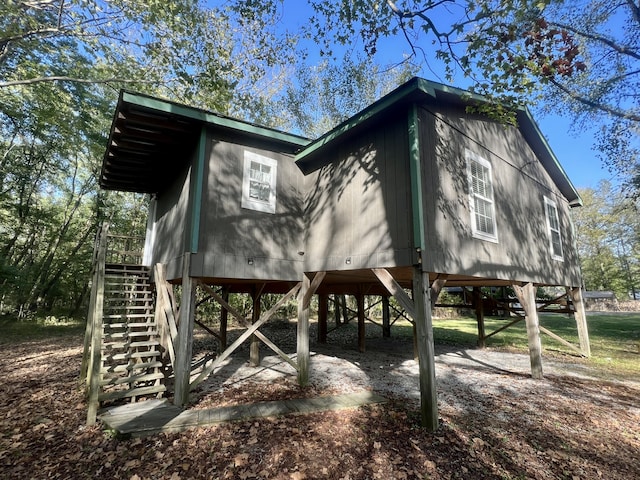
top-left (81, 77), bottom-right (590, 431)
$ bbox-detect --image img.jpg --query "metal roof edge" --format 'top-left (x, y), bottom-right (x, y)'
top-left (294, 78), bottom-right (582, 206)
top-left (119, 90), bottom-right (310, 147)
top-left (295, 77), bottom-right (431, 170)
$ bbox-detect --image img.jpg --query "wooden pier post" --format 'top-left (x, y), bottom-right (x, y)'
top-left (473, 287), bottom-right (486, 348)
top-left (318, 293), bottom-right (328, 344)
top-left (513, 282), bottom-right (543, 379)
top-left (412, 267), bottom-right (439, 431)
top-left (568, 287), bottom-right (591, 357)
top-left (297, 274), bottom-right (311, 387)
top-left (357, 293), bottom-right (366, 353)
top-left (382, 295), bottom-right (391, 338)
top-left (174, 255), bottom-right (196, 407)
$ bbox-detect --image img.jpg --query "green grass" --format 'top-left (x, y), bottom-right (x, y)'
top-left (0, 314), bottom-right (86, 345)
top-left (1, 311), bottom-right (638, 380)
top-left (429, 312), bottom-right (640, 379)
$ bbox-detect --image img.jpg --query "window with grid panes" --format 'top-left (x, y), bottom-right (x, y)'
top-left (241, 151), bottom-right (277, 213)
top-left (466, 149), bottom-right (498, 242)
top-left (544, 196), bottom-right (564, 260)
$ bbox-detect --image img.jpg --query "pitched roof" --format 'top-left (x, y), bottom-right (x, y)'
top-left (100, 90), bottom-right (309, 193)
top-left (295, 77), bottom-right (582, 207)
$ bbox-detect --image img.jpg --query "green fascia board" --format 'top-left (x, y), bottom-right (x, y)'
top-left (120, 90), bottom-right (310, 147)
top-left (408, 104), bottom-right (426, 252)
top-left (295, 77), bottom-right (582, 207)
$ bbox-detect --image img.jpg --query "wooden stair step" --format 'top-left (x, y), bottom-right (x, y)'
top-left (100, 371), bottom-right (165, 387)
top-left (102, 339), bottom-right (161, 350)
top-left (101, 361), bottom-right (164, 374)
top-left (102, 331), bottom-right (158, 341)
top-left (105, 351), bottom-right (161, 362)
top-left (103, 322), bottom-right (157, 330)
top-left (103, 290), bottom-right (153, 296)
top-left (98, 384), bottom-right (166, 402)
top-left (103, 305), bottom-right (151, 311)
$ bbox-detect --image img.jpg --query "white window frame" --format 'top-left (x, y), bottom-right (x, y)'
top-left (544, 196), bottom-right (564, 261)
top-left (466, 149), bottom-right (499, 243)
top-left (241, 150), bottom-right (277, 214)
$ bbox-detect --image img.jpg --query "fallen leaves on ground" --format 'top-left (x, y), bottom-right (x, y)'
top-left (0, 334), bottom-right (639, 479)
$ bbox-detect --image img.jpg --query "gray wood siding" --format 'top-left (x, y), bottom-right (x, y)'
top-left (304, 113), bottom-right (414, 272)
top-left (190, 136), bottom-right (305, 281)
top-left (152, 162), bottom-right (191, 280)
top-left (419, 105), bottom-right (582, 286)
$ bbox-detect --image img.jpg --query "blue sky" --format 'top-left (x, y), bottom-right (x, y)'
top-left (275, 1), bottom-right (609, 190)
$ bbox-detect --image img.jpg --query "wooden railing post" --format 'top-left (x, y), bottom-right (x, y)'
top-left (85, 222), bottom-right (109, 425)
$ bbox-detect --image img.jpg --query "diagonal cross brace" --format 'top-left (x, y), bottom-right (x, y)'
top-left (190, 282), bottom-right (302, 389)
top-left (198, 283), bottom-right (300, 371)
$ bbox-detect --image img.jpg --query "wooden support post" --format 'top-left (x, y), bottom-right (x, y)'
top-left (85, 223), bottom-right (108, 425)
top-left (318, 293), bottom-right (328, 344)
top-left (512, 282), bottom-right (543, 379)
top-left (297, 274), bottom-right (311, 387)
top-left (332, 295), bottom-right (342, 326)
top-left (382, 295), bottom-right (391, 338)
top-left (430, 275), bottom-right (448, 310)
top-left (412, 267), bottom-right (439, 431)
top-left (219, 286), bottom-right (229, 350)
top-left (473, 287), bottom-right (486, 349)
top-left (250, 285), bottom-right (265, 367)
top-left (340, 295), bottom-right (349, 324)
top-left (174, 255), bottom-right (196, 407)
top-left (357, 292), bottom-right (366, 353)
top-left (568, 287), bottom-right (591, 357)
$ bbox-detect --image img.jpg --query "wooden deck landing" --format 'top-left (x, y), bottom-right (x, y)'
top-left (98, 392), bottom-right (386, 437)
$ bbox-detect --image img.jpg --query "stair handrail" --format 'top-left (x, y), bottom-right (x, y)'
top-left (84, 221), bottom-right (110, 425)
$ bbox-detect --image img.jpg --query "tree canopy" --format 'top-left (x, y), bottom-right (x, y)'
top-left (301, 0), bottom-right (639, 193)
top-left (1, 0), bottom-right (639, 316)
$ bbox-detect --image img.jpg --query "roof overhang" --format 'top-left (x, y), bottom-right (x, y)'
top-left (100, 91), bottom-right (310, 193)
top-left (295, 77), bottom-right (582, 207)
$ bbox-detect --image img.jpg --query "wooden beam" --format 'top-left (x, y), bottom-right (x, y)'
top-left (219, 286), bottom-right (230, 350)
top-left (372, 268), bottom-right (416, 318)
top-left (174, 255), bottom-right (196, 407)
top-left (191, 282), bottom-right (302, 389)
top-left (568, 287), bottom-right (591, 357)
top-left (250, 285), bottom-right (266, 367)
top-left (303, 271), bottom-right (326, 308)
top-left (382, 296), bottom-right (391, 338)
top-left (413, 267), bottom-right (439, 431)
top-left (197, 283), bottom-right (299, 371)
top-left (86, 223), bottom-right (109, 425)
top-left (430, 274), bottom-right (448, 309)
top-left (297, 274), bottom-right (311, 387)
top-left (539, 325), bottom-right (584, 356)
top-left (153, 263), bottom-right (176, 369)
top-left (512, 283), bottom-right (543, 379)
top-left (473, 287), bottom-right (486, 349)
top-left (318, 293), bottom-right (328, 344)
top-left (357, 293), bottom-right (366, 353)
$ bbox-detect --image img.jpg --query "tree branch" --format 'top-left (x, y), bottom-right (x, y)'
top-left (0, 76), bottom-right (158, 88)
top-left (549, 77), bottom-right (640, 122)
top-left (550, 21), bottom-right (640, 61)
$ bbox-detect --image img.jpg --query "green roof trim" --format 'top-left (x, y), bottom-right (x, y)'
top-left (295, 77), bottom-right (582, 207)
top-left (408, 104), bottom-right (426, 252)
top-left (121, 91), bottom-right (310, 147)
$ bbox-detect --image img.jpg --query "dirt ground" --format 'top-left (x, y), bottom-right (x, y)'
top-left (1, 325), bottom-right (639, 480)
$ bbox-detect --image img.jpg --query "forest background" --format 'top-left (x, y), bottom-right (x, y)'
top-left (0, 0), bottom-right (638, 319)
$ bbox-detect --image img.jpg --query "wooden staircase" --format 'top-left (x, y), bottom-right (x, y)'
top-left (99, 264), bottom-right (166, 402)
top-left (82, 224), bottom-right (172, 425)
